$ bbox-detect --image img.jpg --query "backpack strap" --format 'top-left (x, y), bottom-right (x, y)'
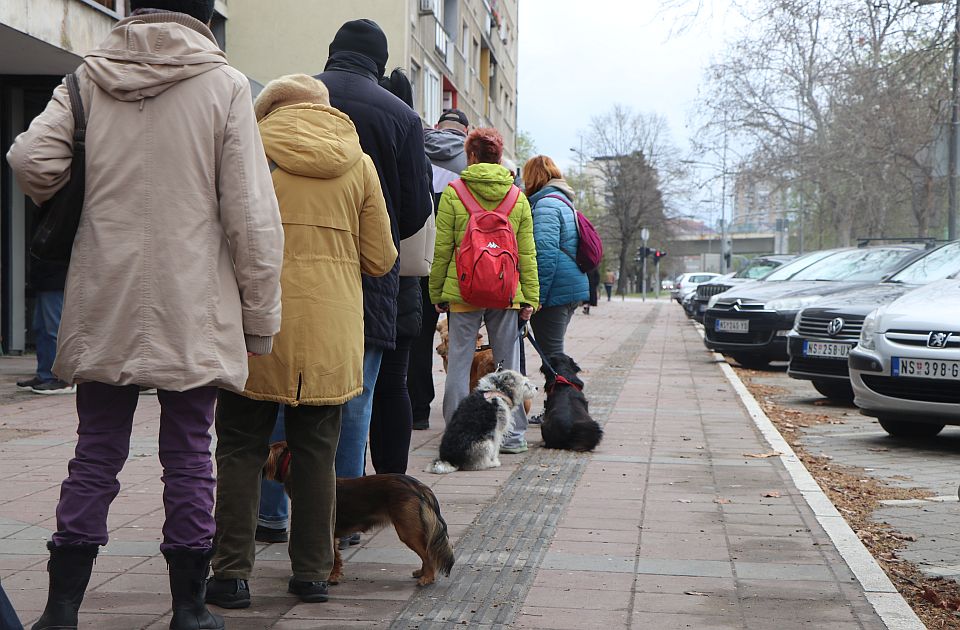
top-left (450, 179), bottom-right (521, 217)
top-left (64, 73), bottom-right (86, 145)
top-left (543, 193), bottom-right (582, 263)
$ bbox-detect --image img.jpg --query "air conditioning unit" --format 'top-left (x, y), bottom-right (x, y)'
top-left (420, 0), bottom-right (438, 15)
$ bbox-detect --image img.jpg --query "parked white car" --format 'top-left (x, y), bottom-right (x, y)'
top-left (671, 272), bottom-right (720, 304)
top-left (850, 277), bottom-right (960, 437)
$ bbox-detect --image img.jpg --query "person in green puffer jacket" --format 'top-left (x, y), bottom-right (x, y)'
top-left (430, 127), bottom-right (539, 453)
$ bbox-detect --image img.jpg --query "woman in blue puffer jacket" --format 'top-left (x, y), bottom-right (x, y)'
top-left (522, 155), bottom-right (590, 369)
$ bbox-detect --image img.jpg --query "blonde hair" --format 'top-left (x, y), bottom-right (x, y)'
top-left (254, 74), bottom-right (330, 121)
top-left (522, 155), bottom-right (563, 196)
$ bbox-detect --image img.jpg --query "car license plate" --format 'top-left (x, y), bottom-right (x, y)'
top-left (802, 340), bottom-right (851, 359)
top-left (715, 319), bottom-right (749, 333)
top-left (892, 357), bottom-right (960, 380)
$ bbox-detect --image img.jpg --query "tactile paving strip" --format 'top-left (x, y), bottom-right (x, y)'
top-left (390, 305), bottom-right (660, 629)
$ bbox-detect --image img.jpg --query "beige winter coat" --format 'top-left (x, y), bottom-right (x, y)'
top-left (6, 13), bottom-right (283, 393)
top-left (243, 103), bottom-right (397, 406)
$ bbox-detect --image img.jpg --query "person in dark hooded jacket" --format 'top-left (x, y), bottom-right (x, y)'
top-left (409, 109), bottom-right (470, 430)
top-left (368, 68), bottom-right (430, 474)
top-left (314, 20), bottom-right (432, 488)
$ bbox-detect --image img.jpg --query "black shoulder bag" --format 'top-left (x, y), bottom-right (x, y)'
top-left (31, 73), bottom-right (86, 264)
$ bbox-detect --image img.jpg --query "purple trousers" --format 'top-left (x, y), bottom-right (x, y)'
top-left (52, 382), bottom-right (218, 552)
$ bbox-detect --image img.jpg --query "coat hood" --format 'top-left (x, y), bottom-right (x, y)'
top-left (424, 128), bottom-right (467, 162)
top-left (258, 104), bottom-right (363, 179)
top-left (83, 13), bottom-right (226, 102)
top-left (460, 162), bottom-right (515, 203)
top-left (530, 178), bottom-right (576, 204)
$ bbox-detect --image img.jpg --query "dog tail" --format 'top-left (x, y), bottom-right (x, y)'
top-left (569, 421), bottom-right (604, 452)
top-left (424, 459), bottom-right (458, 474)
top-left (416, 483), bottom-right (456, 577)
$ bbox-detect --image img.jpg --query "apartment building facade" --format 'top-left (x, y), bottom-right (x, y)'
top-left (225, 0), bottom-right (519, 157)
top-left (731, 172), bottom-right (788, 233)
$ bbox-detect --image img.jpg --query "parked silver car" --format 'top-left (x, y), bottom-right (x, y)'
top-left (850, 277), bottom-right (960, 437)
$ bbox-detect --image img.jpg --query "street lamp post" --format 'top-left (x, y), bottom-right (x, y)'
top-left (915, 0), bottom-right (959, 240)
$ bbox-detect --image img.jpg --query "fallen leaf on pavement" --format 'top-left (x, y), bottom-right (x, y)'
top-left (684, 591), bottom-right (710, 596)
top-left (763, 491), bottom-right (782, 498)
top-left (714, 498), bottom-right (732, 504)
top-left (743, 452), bottom-right (782, 459)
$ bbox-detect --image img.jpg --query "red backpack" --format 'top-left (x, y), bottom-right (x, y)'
top-left (449, 179), bottom-right (522, 309)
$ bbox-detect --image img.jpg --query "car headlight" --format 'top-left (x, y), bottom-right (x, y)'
top-left (765, 295), bottom-right (824, 312)
top-left (860, 309), bottom-right (880, 350)
top-left (792, 310), bottom-right (803, 332)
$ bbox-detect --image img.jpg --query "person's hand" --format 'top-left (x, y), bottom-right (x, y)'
top-left (519, 305), bottom-right (534, 321)
top-left (435, 302), bottom-right (450, 314)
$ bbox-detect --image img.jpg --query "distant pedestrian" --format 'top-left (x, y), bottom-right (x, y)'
top-left (316, 20), bottom-right (432, 494)
top-left (6, 2), bottom-right (284, 629)
top-left (604, 270), bottom-right (616, 301)
top-left (368, 68), bottom-right (432, 474)
top-left (522, 156), bottom-right (589, 363)
top-left (17, 259), bottom-right (73, 394)
top-left (409, 108), bottom-right (470, 430)
top-left (584, 268), bottom-right (601, 314)
top-left (431, 128), bottom-right (539, 454)
top-left (207, 74), bottom-right (396, 608)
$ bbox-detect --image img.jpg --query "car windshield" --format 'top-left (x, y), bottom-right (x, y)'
top-left (762, 250), bottom-right (839, 281)
top-left (788, 247), bottom-right (916, 282)
top-left (735, 260), bottom-right (783, 279)
top-left (690, 275), bottom-right (715, 283)
top-left (887, 242), bottom-right (960, 284)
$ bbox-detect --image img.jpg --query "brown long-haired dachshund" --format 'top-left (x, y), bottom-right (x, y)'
top-left (264, 441), bottom-right (455, 586)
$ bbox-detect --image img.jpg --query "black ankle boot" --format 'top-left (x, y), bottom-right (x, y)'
top-left (164, 549), bottom-right (224, 630)
top-left (31, 541), bottom-right (98, 630)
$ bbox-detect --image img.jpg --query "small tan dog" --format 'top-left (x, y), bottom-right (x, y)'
top-left (435, 318), bottom-right (531, 414)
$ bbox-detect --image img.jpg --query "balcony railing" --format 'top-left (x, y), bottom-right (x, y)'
top-left (77, 0), bottom-right (126, 18)
top-left (434, 18), bottom-right (455, 72)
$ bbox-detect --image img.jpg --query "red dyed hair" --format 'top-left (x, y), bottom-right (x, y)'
top-left (465, 127), bottom-right (504, 164)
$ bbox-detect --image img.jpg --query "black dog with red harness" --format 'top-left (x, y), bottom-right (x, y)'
top-left (525, 327), bottom-right (603, 452)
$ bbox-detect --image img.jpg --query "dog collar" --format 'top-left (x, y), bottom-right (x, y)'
top-left (546, 375), bottom-right (582, 394)
top-left (277, 448), bottom-right (292, 484)
top-left (483, 391), bottom-right (514, 406)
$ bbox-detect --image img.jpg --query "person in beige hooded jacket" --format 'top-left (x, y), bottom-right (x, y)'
top-left (207, 75), bottom-right (395, 608)
top-left (5, 3), bottom-right (283, 630)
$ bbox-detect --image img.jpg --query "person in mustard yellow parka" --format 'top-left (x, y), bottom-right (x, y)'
top-left (430, 127), bottom-right (539, 454)
top-left (208, 74), bottom-right (396, 608)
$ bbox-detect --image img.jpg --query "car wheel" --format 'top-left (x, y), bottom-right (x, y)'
top-left (877, 418), bottom-right (945, 438)
top-left (731, 355), bottom-right (770, 369)
top-left (811, 380), bottom-right (854, 402)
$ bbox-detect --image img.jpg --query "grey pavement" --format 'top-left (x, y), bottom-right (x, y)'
top-left (0, 301), bottom-right (905, 628)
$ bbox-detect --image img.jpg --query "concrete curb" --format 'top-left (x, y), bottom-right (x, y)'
top-left (695, 326), bottom-right (925, 630)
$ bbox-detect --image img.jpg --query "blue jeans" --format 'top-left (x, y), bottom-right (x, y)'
top-left (335, 345), bottom-right (384, 479)
top-left (257, 407), bottom-right (289, 530)
top-left (0, 580), bottom-right (23, 630)
top-left (33, 290), bottom-right (63, 382)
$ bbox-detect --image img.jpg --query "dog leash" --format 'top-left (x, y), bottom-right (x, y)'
top-left (521, 323), bottom-right (582, 393)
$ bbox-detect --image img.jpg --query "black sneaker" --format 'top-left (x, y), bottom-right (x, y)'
top-left (412, 418), bottom-right (430, 430)
top-left (338, 532), bottom-right (361, 550)
top-left (16, 376), bottom-right (43, 389)
top-left (288, 577), bottom-right (328, 603)
top-left (30, 380), bottom-right (77, 395)
top-left (205, 578), bottom-right (250, 609)
top-left (255, 525), bottom-right (288, 544)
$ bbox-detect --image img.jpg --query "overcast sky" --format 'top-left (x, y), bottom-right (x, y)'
top-left (517, 1), bottom-right (744, 177)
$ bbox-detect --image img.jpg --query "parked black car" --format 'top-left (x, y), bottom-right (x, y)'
top-left (691, 255), bottom-right (796, 322)
top-left (787, 240), bottom-right (960, 400)
top-left (702, 245), bottom-right (926, 368)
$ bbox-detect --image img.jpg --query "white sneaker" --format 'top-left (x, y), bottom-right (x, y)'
top-left (30, 380), bottom-right (77, 395)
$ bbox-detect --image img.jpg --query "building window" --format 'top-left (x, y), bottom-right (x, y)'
top-left (461, 22), bottom-right (469, 57)
top-left (423, 63), bottom-right (441, 126)
top-left (79, 0), bottom-right (126, 18)
top-left (410, 61), bottom-right (422, 114)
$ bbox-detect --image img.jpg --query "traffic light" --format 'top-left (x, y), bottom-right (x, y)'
top-left (636, 246), bottom-right (650, 259)
top-left (653, 250), bottom-right (666, 261)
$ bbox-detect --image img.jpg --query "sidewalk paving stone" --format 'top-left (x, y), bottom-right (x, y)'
top-left (0, 301), bottom-right (904, 628)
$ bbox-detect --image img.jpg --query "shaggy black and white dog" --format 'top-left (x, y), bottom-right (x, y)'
top-left (540, 354), bottom-right (603, 452)
top-left (426, 370), bottom-right (534, 474)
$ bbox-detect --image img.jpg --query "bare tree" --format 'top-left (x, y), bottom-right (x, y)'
top-left (577, 106), bottom-right (671, 293)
